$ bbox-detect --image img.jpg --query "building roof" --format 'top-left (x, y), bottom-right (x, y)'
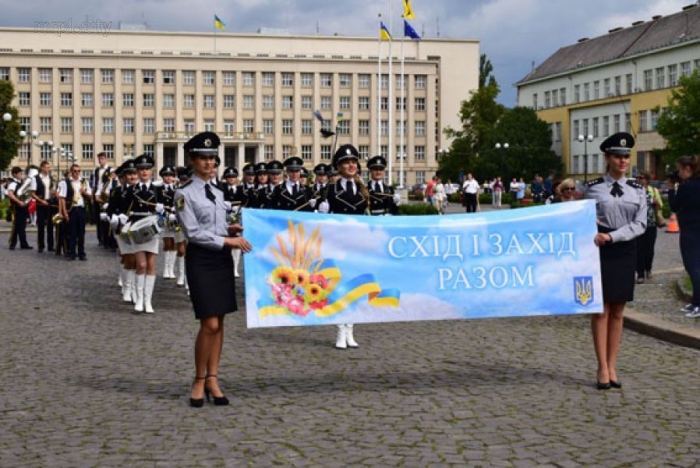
top-left (518, 4), bottom-right (700, 84)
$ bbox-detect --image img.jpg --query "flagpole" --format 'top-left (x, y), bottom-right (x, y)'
top-left (377, 14), bottom-right (382, 157)
top-left (388, 0), bottom-right (394, 186)
top-left (400, 17), bottom-right (406, 189)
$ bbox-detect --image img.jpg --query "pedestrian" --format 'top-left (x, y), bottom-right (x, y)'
top-left (546, 178), bottom-right (576, 204)
top-left (58, 164), bottom-right (91, 260)
top-left (667, 155), bottom-right (700, 317)
top-left (433, 176), bottom-right (446, 214)
top-left (28, 160), bottom-right (54, 252)
top-left (425, 176), bottom-right (436, 206)
top-left (462, 173), bottom-right (479, 213)
top-left (6, 166), bottom-right (33, 250)
top-left (175, 132), bottom-right (252, 408)
top-left (634, 171), bottom-right (661, 284)
top-left (91, 152), bottom-right (111, 245)
top-left (584, 132), bottom-right (646, 390)
top-left (492, 177), bottom-right (504, 208)
top-left (444, 179), bottom-right (454, 208)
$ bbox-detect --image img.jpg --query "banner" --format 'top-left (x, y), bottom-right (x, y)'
top-left (243, 200), bottom-right (603, 328)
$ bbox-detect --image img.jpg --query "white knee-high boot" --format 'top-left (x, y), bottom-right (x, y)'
top-left (176, 256), bottom-right (186, 286)
top-left (118, 266), bottom-right (124, 288)
top-left (335, 324), bottom-right (347, 349)
top-left (134, 274), bottom-right (145, 312)
top-left (167, 251), bottom-right (177, 278)
top-left (123, 269), bottom-right (134, 302)
top-left (144, 274), bottom-right (156, 314)
top-left (345, 323), bottom-right (358, 348)
top-left (232, 249), bottom-right (241, 277)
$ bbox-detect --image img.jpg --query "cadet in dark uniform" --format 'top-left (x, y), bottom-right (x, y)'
top-left (584, 132), bottom-right (646, 390)
top-left (159, 166), bottom-right (178, 279)
top-left (6, 166), bottom-right (33, 250)
top-left (367, 155), bottom-right (401, 216)
top-left (299, 166), bottom-right (309, 187)
top-left (222, 166), bottom-right (243, 277)
top-left (251, 162), bottom-right (269, 209)
top-left (175, 132), bottom-right (252, 408)
top-left (270, 156), bottom-right (316, 211)
top-left (260, 160), bottom-right (283, 208)
top-left (239, 164), bottom-right (257, 208)
top-left (108, 160), bottom-right (138, 303)
top-left (312, 163), bottom-right (330, 200)
top-left (318, 144), bottom-right (370, 349)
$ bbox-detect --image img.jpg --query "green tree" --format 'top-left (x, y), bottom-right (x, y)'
top-left (479, 54), bottom-right (496, 89)
top-left (656, 70), bottom-right (700, 163)
top-left (0, 80), bottom-right (22, 171)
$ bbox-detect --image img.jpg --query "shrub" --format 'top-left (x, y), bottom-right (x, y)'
top-left (398, 203), bottom-right (440, 215)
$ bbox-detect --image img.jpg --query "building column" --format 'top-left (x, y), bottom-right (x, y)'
top-left (238, 142), bottom-right (245, 171)
top-left (177, 142), bottom-right (185, 167)
top-left (218, 144), bottom-right (225, 178)
top-left (156, 142), bottom-right (164, 172)
top-left (258, 143), bottom-right (265, 163)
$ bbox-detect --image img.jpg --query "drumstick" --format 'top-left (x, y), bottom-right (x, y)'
top-left (370, 192), bottom-right (396, 198)
top-left (293, 196), bottom-right (321, 211)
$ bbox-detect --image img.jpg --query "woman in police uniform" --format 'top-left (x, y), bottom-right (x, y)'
top-left (584, 132), bottom-right (646, 390)
top-left (175, 132), bottom-right (252, 408)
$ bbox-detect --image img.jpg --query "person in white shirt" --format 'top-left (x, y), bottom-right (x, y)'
top-left (444, 179), bottom-right (455, 208)
top-left (58, 164), bottom-right (92, 260)
top-left (29, 160), bottom-right (54, 252)
top-left (434, 176), bottom-right (446, 214)
top-left (462, 173), bottom-right (480, 213)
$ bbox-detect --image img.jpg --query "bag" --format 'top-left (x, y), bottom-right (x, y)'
top-left (655, 209), bottom-right (667, 228)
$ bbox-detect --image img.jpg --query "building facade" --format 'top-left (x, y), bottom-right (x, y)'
top-left (0, 27), bottom-right (478, 184)
top-left (516, 4), bottom-right (700, 180)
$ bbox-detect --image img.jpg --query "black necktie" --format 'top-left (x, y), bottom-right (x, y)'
top-left (292, 184), bottom-right (298, 196)
top-left (610, 182), bottom-right (623, 198)
top-left (374, 182), bottom-right (380, 192)
top-left (205, 184), bottom-right (216, 203)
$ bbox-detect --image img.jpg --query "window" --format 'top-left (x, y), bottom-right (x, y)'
top-left (81, 93), bottom-right (93, 107)
top-left (102, 144), bottom-right (114, 160)
top-left (203, 95), bottom-right (215, 108)
top-left (415, 121), bottom-right (425, 136)
top-left (19, 117), bottom-right (30, 132)
top-left (163, 118), bottom-right (175, 132)
top-left (143, 144), bottom-right (154, 156)
top-left (282, 119), bottom-right (294, 135)
top-left (544, 91), bottom-right (551, 108)
top-left (301, 119), bottom-right (312, 135)
top-left (282, 146), bottom-right (292, 159)
top-left (339, 74), bottom-right (351, 87)
top-left (358, 74), bottom-right (370, 88)
top-left (380, 145), bottom-right (388, 158)
top-left (122, 144), bottom-right (134, 159)
top-left (143, 94), bottom-right (154, 107)
top-left (40, 117), bottom-right (52, 132)
top-left (321, 145), bottom-right (332, 160)
top-left (243, 119), bottom-right (254, 133)
top-left (603, 116), bottom-right (610, 137)
top-left (560, 88), bottom-right (566, 105)
top-left (261, 94), bottom-right (274, 109)
top-left (82, 144), bottom-right (94, 160)
top-left (122, 69), bottom-right (135, 84)
top-left (353, 96), bottom-right (367, 110)
top-left (101, 69), bottom-right (114, 84)
top-left (80, 68), bottom-right (95, 84)
top-left (18, 68), bottom-right (31, 82)
top-left (122, 93), bottom-right (134, 107)
top-left (396, 97), bottom-right (406, 111)
top-left (656, 67), bottom-right (665, 89)
top-left (282, 73), bottom-right (294, 87)
top-left (263, 119), bottom-right (274, 134)
top-left (0, 67), bottom-right (8, 80)
top-left (381, 97), bottom-right (389, 110)
top-left (337, 120), bottom-right (350, 135)
top-left (614, 76), bottom-right (621, 95)
top-left (320, 73), bottom-right (332, 87)
top-left (593, 81), bottom-right (600, 100)
top-left (59, 68), bottom-right (72, 83)
top-left (301, 73), bottom-right (313, 87)
top-left (282, 95), bottom-right (293, 109)
top-left (183, 71), bottom-right (195, 85)
top-left (555, 122), bottom-right (562, 142)
top-left (626, 74), bottom-right (633, 94)
top-left (61, 117), bottom-right (72, 133)
top-left (681, 61), bottom-right (691, 78)
top-left (163, 94), bottom-right (174, 108)
top-left (262, 72), bottom-right (274, 87)
top-left (396, 75), bottom-right (406, 90)
top-left (380, 120), bottom-right (388, 136)
top-left (669, 64), bottom-right (678, 86)
top-left (614, 114), bottom-right (621, 133)
top-left (243, 95), bottom-right (254, 109)
top-left (163, 70), bottom-right (175, 84)
top-left (552, 89), bottom-right (559, 107)
top-left (264, 146), bottom-right (274, 160)
top-left (593, 117), bottom-right (599, 138)
top-left (573, 120), bottom-right (579, 139)
top-left (604, 78), bottom-right (611, 96)
top-left (301, 145), bottom-right (313, 160)
top-left (301, 95), bottom-right (312, 109)
top-left (103, 118), bottom-right (114, 133)
top-left (40, 92), bottom-right (51, 106)
top-left (651, 109), bottom-right (659, 130)
top-left (60, 93), bottom-right (72, 107)
top-left (380, 74), bottom-right (389, 89)
top-left (203, 71), bottom-right (215, 85)
top-left (644, 70), bottom-right (653, 91)
top-left (223, 120), bottom-right (235, 134)
top-left (184, 120), bottom-right (195, 133)
top-left (340, 96), bottom-right (351, 110)
top-left (573, 85), bottom-right (580, 104)
top-left (243, 72), bottom-right (254, 86)
top-left (224, 95), bottom-right (235, 108)
top-left (223, 71), bottom-right (235, 86)
top-left (143, 118), bottom-right (154, 134)
top-left (358, 145), bottom-right (369, 160)
top-left (583, 83), bottom-right (590, 101)
top-left (415, 75), bottom-right (426, 89)
top-left (39, 68), bottom-right (52, 83)
top-left (102, 93), bottom-right (114, 107)
top-left (321, 96), bottom-right (331, 110)
top-left (359, 120), bottom-right (370, 135)
top-left (415, 97), bottom-right (425, 111)
top-left (19, 92), bottom-right (30, 106)
top-left (19, 144), bottom-right (30, 160)
top-left (415, 146), bottom-right (425, 161)
top-left (396, 120), bottom-right (406, 136)
top-left (639, 110), bottom-right (648, 132)
top-left (204, 120), bottom-right (215, 132)
top-left (532, 93), bottom-right (538, 109)
top-left (142, 70), bottom-right (155, 84)
top-left (184, 94), bottom-right (195, 108)
top-left (625, 113), bottom-right (631, 133)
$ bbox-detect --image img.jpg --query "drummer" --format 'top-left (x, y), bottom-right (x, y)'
top-left (159, 166), bottom-right (178, 280)
top-left (108, 159), bottom-right (138, 304)
top-left (126, 154), bottom-right (165, 314)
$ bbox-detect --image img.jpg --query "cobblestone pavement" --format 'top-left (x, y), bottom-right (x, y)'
top-left (1, 216), bottom-right (699, 467)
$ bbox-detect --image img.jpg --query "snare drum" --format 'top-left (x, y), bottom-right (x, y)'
top-left (128, 215), bottom-right (164, 244)
top-left (119, 222), bottom-right (133, 245)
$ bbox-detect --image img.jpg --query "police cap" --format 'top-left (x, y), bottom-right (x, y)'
top-left (223, 166), bottom-right (239, 178)
top-left (134, 154), bottom-right (154, 169)
top-left (367, 155), bottom-right (387, 170)
top-left (267, 160), bottom-right (284, 175)
top-left (254, 162), bottom-right (268, 174)
top-left (600, 132), bottom-right (635, 156)
top-left (313, 163), bottom-right (330, 176)
top-left (159, 166), bottom-right (176, 177)
top-left (283, 156), bottom-right (304, 171)
top-left (184, 131), bottom-right (220, 157)
top-left (332, 144), bottom-right (359, 169)
top-left (242, 163), bottom-right (256, 175)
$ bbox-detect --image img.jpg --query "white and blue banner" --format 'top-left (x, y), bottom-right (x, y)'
top-left (243, 200), bottom-right (602, 328)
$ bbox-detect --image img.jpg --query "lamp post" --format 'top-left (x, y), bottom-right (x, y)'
top-left (57, 147), bottom-right (74, 180)
top-left (578, 134), bottom-right (593, 182)
top-left (21, 130), bottom-right (39, 168)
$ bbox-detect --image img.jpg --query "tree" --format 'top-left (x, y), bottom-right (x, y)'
top-left (0, 80), bottom-right (22, 171)
top-left (479, 54), bottom-right (496, 89)
top-left (655, 70), bottom-right (700, 164)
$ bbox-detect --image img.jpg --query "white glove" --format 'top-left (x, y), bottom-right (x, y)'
top-left (118, 214), bottom-right (129, 225)
top-left (99, 212), bottom-right (109, 222)
top-left (230, 205), bottom-right (240, 215)
top-left (223, 201), bottom-right (232, 211)
top-left (168, 214), bottom-right (177, 222)
top-left (308, 199), bottom-right (316, 208)
top-left (318, 201), bottom-right (329, 213)
top-left (102, 203), bottom-right (109, 210)
top-left (110, 214), bottom-right (119, 230)
top-left (155, 203), bottom-right (164, 214)
top-left (393, 193), bottom-right (401, 205)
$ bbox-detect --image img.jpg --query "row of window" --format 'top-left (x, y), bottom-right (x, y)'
top-left (533, 59), bottom-right (700, 109)
top-left (572, 114), bottom-right (632, 140)
top-left (16, 91), bottom-right (428, 112)
top-left (0, 67), bottom-right (428, 89)
top-left (570, 154), bottom-right (604, 175)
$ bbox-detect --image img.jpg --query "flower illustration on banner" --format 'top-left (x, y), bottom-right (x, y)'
top-left (259, 220), bottom-right (400, 320)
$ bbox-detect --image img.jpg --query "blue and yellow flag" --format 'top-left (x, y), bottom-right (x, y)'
top-left (380, 21), bottom-right (392, 41)
top-left (404, 20), bottom-right (421, 40)
top-left (403, 0), bottom-right (415, 20)
top-left (214, 14), bottom-right (226, 31)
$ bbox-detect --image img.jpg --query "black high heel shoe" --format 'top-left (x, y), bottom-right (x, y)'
top-left (189, 376), bottom-right (206, 408)
top-left (205, 375), bottom-right (230, 406)
top-left (609, 380), bottom-right (622, 389)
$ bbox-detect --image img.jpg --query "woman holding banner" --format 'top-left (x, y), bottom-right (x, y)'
top-left (584, 132), bottom-right (646, 390)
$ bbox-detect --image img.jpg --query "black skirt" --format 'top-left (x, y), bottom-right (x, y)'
top-left (598, 229), bottom-right (637, 303)
top-left (185, 243), bottom-right (237, 319)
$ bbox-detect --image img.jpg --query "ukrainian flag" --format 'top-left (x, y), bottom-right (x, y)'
top-left (214, 14), bottom-right (226, 31)
top-left (380, 21), bottom-right (392, 41)
top-left (403, 0), bottom-right (415, 20)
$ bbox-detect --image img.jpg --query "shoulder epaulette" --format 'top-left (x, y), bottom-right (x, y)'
top-left (626, 180), bottom-right (643, 190)
top-left (585, 177), bottom-right (604, 187)
top-left (178, 179), bottom-right (193, 189)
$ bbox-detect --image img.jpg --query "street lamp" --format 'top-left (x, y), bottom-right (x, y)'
top-left (577, 134), bottom-right (593, 182)
top-left (495, 142), bottom-right (509, 150)
top-left (2, 112), bottom-right (11, 122)
top-left (20, 130), bottom-right (39, 167)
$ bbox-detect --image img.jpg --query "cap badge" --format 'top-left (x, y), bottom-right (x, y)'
top-left (620, 139), bottom-right (627, 147)
top-left (204, 138), bottom-right (212, 148)
top-left (346, 148), bottom-right (352, 155)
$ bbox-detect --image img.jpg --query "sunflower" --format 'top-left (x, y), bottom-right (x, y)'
top-left (294, 269), bottom-right (309, 286)
top-left (271, 266), bottom-right (295, 285)
top-left (305, 283), bottom-right (324, 302)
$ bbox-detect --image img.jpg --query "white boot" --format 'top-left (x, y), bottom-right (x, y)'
top-left (162, 251), bottom-right (171, 278)
top-left (166, 251), bottom-right (177, 278)
top-left (144, 275), bottom-right (156, 314)
top-left (176, 256), bottom-right (186, 286)
top-left (232, 249), bottom-right (241, 277)
top-left (335, 324), bottom-right (347, 349)
top-left (118, 266), bottom-right (124, 288)
top-left (134, 274), bottom-right (145, 312)
top-left (345, 323), bottom-right (358, 348)
top-left (122, 269), bottom-right (134, 302)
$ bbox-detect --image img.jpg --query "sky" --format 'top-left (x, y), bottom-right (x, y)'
top-left (0, 0), bottom-right (693, 106)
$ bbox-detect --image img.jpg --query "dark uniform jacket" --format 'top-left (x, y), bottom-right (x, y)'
top-left (368, 180), bottom-right (398, 215)
top-left (325, 179), bottom-right (368, 215)
top-left (270, 182), bottom-right (315, 211)
top-left (125, 182), bottom-right (164, 223)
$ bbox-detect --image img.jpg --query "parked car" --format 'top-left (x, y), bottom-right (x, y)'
top-left (650, 180), bottom-right (670, 196)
